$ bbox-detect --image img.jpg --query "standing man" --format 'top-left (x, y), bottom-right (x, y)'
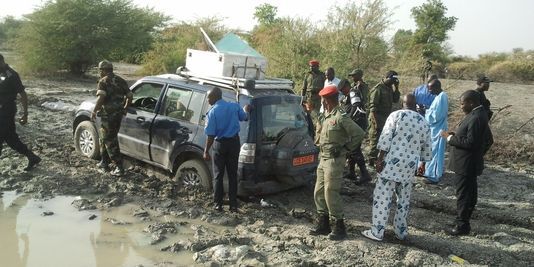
top-left (339, 77), bottom-right (371, 185)
top-left (0, 54), bottom-right (41, 171)
top-left (91, 60), bottom-right (132, 176)
top-left (418, 79), bottom-right (448, 184)
top-left (324, 67), bottom-right (340, 88)
top-left (475, 75), bottom-right (493, 120)
top-left (309, 85), bottom-right (365, 240)
top-left (361, 94), bottom-right (432, 241)
top-left (348, 68), bottom-right (369, 115)
top-left (302, 60), bottom-right (326, 115)
top-left (413, 74), bottom-right (438, 116)
top-left (367, 70), bottom-right (401, 166)
top-left (203, 87), bottom-right (250, 213)
top-left (440, 90), bottom-right (493, 236)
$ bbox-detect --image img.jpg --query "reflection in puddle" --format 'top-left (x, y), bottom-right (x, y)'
top-left (0, 191), bottom-right (200, 267)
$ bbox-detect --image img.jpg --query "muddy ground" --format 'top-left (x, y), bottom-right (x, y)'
top-left (1, 60), bottom-right (533, 267)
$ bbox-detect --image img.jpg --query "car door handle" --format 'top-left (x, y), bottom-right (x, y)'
top-left (136, 117), bottom-right (145, 123)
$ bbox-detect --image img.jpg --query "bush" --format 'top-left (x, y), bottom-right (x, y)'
top-left (445, 61), bottom-right (481, 80)
top-left (488, 60), bottom-right (534, 83)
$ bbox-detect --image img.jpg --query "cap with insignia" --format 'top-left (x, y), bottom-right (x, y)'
top-left (319, 85), bottom-right (338, 97)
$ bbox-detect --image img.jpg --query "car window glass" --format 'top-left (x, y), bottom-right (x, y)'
top-left (188, 91), bottom-right (205, 124)
top-left (163, 87), bottom-right (193, 121)
top-left (131, 83), bottom-right (164, 112)
top-left (261, 100), bottom-right (307, 142)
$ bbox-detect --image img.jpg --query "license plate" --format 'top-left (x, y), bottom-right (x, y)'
top-left (293, 155), bottom-right (315, 166)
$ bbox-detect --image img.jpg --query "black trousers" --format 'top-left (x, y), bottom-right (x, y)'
top-left (213, 136), bottom-right (240, 207)
top-left (0, 115), bottom-right (31, 157)
top-left (347, 145), bottom-right (366, 174)
top-left (455, 172), bottom-right (478, 227)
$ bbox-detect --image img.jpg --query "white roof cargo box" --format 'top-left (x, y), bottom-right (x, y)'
top-left (185, 48), bottom-right (267, 80)
top-left (184, 30), bottom-right (268, 80)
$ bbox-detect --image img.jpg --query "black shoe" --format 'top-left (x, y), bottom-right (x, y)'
top-left (229, 206), bottom-right (238, 213)
top-left (355, 170), bottom-right (372, 185)
top-left (424, 179), bottom-right (439, 185)
top-left (214, 204), bottom-right (223, 212)
top-left (24, 154), bottom-right (41, 171)
top-left (449, 225), bottom-right (470, 236)
top-left (328, 219), bottom-right (347, 240)
top-left (343, 173), bottom-right (357, 180)
top-left (96, 160), bottom-right (110, 172)
top-left (309, 214), bottom-right (331, 236)
top-left (110, 166), bottom-right (125, 177)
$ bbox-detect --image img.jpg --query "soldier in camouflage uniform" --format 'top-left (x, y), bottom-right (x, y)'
top-left (302, 60), bottom-right (326, 115)
top-left (309, 85), bottom-right (365, 240)
top-left (91, 60), bottom-right (133, 176)
top-left (367, 70), bottom-right (401, 167)
top-left (339, 76), bottom-right (372, 185)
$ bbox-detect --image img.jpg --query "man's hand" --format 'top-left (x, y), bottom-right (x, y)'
top-left (244, 104), bottom-right (251, 113)
top-left (203, 151), bottom-right (211, 161)
top-left (18, 114), bottom-right (28, 125)
top-left (417, 162), bottom-right (426, 176)
top-left (440, 130), bottom-right (453, 139)
top-left (375, 160), bottom-right (384, 173)
top-left (91, 112), bottom-right (97, 122)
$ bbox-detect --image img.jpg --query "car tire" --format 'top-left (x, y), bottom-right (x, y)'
top-left (74, 120), bottom-right (100, 159)
top-left (175, 159), bottom-right (212, 191)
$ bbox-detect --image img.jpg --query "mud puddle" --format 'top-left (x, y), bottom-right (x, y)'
top-left (0, 191), bottom-right (228, 267)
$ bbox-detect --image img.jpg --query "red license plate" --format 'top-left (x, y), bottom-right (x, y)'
top-left (293, 155), bottom-right (315, 166)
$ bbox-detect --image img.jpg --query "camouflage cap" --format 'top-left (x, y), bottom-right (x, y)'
top-left (348, 69), bottom-right (363, 76)
top-left (98, 60), bottom-right (113, 70)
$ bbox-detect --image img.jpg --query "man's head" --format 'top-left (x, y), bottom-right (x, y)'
top-left (403, 94), bottom-right (416, 111)
top-left (383, 70), bottom-right (399, 87)
top-left (98, 60), bottom-right (113, 77)
top-left (476, 75), bottom-right (492, 92)
top-left (348, 68), bottom-right (363, 82)
top-left (319, 85), bottom-right (339, 111)
top-left (309, 60), bottom-right (320, 72)
top-left (428, 79), bottom-right (442, 95)
top-left (337, 79), bottom-right (351, 96)
top-left (207, 87), bottom-right (222, 105)
top-left (460, 90), bottom-right (481, 114)
top-left (427, 74), bottom-right (438, 83)
top-left (325, 67), bottom-right (335, 81)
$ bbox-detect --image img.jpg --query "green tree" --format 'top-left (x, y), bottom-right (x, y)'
top-left (411, 0), bottom-right (457, 61)
top-left (254, 3), bottom-right (279, 26)
top-left (319, 0), bottom-right (391, 76)
top-left (0, 16), bottom-right (24, 47)
top-left (16, 0), bottom-right (168, 74)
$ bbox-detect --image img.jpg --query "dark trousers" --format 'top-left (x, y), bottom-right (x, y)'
top-left (0, 115), bottom-right (31, 157)
top-left (99, 114), bottom-right (124, 165)
top-left (213, 136), bottom-right (240, 207)
top-left (347, 145), bottom-right (366, 175)
top-left (455, 172), bottom-right (478, 227)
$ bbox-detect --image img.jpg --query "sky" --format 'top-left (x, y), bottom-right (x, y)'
top-left (2, 0), bottom-right (533, 57)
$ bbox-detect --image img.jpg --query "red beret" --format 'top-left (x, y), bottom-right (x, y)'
top-left (309, 60), bottom-right (319, 66)
top-left (319, 85), bottom-right (338, 97)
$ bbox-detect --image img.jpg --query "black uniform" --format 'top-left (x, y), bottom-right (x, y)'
top-left (477, 90), bottom-right (493, 120)
top-left (0, 65), bottom-right (32, 157)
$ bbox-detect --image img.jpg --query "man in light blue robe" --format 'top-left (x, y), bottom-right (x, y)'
top-left (413, 74), bottom-right (438, 116)
top-left (420, 79), bottom-right (448, 184)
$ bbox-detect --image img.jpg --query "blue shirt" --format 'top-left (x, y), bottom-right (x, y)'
top-left (205, 99), bottom-right (247, 139)
top-left (413, 84), bottom-right (436, 110)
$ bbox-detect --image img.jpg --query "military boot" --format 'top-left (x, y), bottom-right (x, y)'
top-left (355, 162), bottom-right (372, 185)
top-left (110, 166), bottom-right (125, 177)
top-left (309, 214), bottom-right (331, 236)
top-left (328, 219), bottom-right (347, 240)
top-left (24, 152), bottom-right (41, 171)
top-left (97, 153), bottom-right (111, 172)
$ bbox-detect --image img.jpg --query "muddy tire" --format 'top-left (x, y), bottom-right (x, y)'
top-left (175, 159), bottom-right (212, 191)
top-left (74, 120), bottom-right (100, 159)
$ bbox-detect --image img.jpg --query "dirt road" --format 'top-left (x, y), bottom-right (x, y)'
top-left (1, 65), bottom-right (533, 266)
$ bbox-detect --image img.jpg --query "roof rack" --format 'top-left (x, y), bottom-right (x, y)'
top-left (176, 67), bottom-right (294, 94)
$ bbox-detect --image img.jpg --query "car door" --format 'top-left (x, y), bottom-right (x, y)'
top-left (150, 85), bottom-right (206, 168)
top-left (118, 82), bottom-right (165, 162)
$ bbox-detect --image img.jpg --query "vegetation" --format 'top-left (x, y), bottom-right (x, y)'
top-left (13, 0), bottom-right (168, 74)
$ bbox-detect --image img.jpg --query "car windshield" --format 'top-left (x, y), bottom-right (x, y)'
top-left (260, 98), bottom-right (308, 142)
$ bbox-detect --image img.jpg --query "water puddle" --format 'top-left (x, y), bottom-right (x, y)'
top-left (0, 191), bottom-right (225, 267)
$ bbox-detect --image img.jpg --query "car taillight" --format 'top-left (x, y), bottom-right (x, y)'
top-left (239, 143), bottom-right (256, 163)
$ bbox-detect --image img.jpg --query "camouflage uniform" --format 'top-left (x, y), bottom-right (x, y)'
top-left (367, 82), bottom-right (400, 165)
top-left (302, 70), bottom-right (326, 114)
top-left (315, 106), bottom-right (364, 219)
top-left (96, 73), bottom-right (132, 165)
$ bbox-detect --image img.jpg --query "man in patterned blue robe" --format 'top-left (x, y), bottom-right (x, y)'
top-left (362, 94), bottom-right (432, 241)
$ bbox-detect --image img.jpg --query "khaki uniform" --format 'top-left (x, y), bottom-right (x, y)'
top-left (302, 70), bottom-right (326, 114)
top-left (315, 106), bottom-right (364, 219)
top-left (367, 82), bottom-right (400, 164)
top-left (96, 73), bottom-right (132, 165)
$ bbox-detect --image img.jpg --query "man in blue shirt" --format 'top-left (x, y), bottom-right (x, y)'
top-left (203, 87), bottom-right (250, 212)
top-left (413, 74), bottom-right (438, 116)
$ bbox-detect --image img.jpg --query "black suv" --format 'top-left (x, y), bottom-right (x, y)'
top-left (73, 74), bottom-right (318, 195)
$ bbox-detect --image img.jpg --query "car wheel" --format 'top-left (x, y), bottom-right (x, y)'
top-left (74, 120), bottom-right (100, 159)
top-left (175, 159), bottom-right (211, 191)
